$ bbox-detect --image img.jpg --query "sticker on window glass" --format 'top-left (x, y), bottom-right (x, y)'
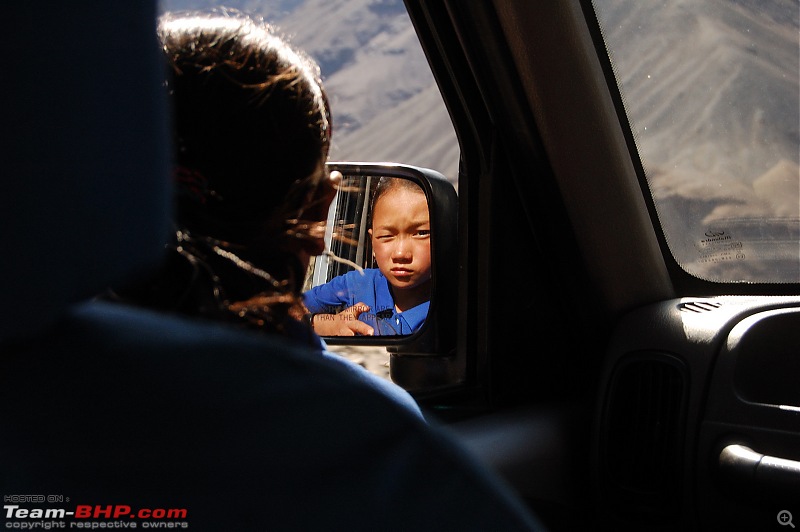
top-left (695, 230), bottom-right (745, 264)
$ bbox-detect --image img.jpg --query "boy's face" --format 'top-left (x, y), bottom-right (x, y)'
top-left (369, 186), bottom-right (432, 295)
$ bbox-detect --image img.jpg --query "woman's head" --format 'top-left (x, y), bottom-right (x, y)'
top-left (153, 9), bottom-right (339, 332)
top-left (159, 10), bottom-right (333, 249)
top-left (369, 178), bottom-right (432, 310)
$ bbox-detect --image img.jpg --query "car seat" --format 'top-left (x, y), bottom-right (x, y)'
top-left (1, 2), bottom-right (171, 340)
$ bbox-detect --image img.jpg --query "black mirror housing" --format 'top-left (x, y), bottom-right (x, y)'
top-left (321, 162), bottom-right (462, 391)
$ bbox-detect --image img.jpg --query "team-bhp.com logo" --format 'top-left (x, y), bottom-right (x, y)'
top-left (4, 497), bottom-right (189, 529)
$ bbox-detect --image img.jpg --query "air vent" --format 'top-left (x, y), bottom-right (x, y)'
top-left (678, 300), bottom-right (722, 313)
top-left (602, 352), bottom-right (688, 518)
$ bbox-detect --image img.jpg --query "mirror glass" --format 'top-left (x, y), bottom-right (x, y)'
top-left (302, 172), bottom-right (431, 337)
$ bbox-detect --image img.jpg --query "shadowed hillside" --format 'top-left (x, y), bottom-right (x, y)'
top-left (596, 0), bottom-right (799, 280)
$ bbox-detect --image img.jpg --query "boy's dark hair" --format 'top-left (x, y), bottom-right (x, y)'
top-left (370, 177), bottom-right (425, 228)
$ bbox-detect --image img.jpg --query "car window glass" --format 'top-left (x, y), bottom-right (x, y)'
top-left (592, 0), bottom-right (799, 283)
top-left (159, 0), bottom-right (459, 182)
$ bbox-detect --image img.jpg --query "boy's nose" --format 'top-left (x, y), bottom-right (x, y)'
top-left (392, 239), bottom-right (412, 259)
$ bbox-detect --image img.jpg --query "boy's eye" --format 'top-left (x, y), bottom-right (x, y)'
top-left (414, 229), bottom-right (431, 238)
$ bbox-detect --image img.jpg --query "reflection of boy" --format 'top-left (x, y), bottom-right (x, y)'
top-left (304, 269), bottom-right (429, 335)
top-left (304, 178), bottom-right (431, 336)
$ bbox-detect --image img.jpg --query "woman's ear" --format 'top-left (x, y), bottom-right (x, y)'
top-left (283, 166), bottom-right (340, 260)
top-left (303, 168), bottom-right (340, 224)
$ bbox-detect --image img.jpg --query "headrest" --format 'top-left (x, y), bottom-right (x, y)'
top-left (1, 2), bottom-right (171, 341)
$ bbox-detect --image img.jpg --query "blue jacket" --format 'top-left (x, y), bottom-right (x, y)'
top-left (303, 269), bottom-right (429, 335)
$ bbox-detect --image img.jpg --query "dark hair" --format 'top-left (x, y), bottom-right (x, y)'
top-left (370, 177), bottom-right (425, 228)
top-left (160, 9), bottom-right (332, 245)
top-left (111, 10), bottom-right (334, 338)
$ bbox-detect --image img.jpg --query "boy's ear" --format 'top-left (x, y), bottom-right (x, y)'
top-left (368, 228), bottom-right (373, 237)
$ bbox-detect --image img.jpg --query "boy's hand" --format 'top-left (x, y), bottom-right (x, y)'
top-left (311, 302), bottom-right (375, 336)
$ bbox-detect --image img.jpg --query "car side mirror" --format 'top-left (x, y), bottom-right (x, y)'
top-left (304, 162), bottom-right (461, 390)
